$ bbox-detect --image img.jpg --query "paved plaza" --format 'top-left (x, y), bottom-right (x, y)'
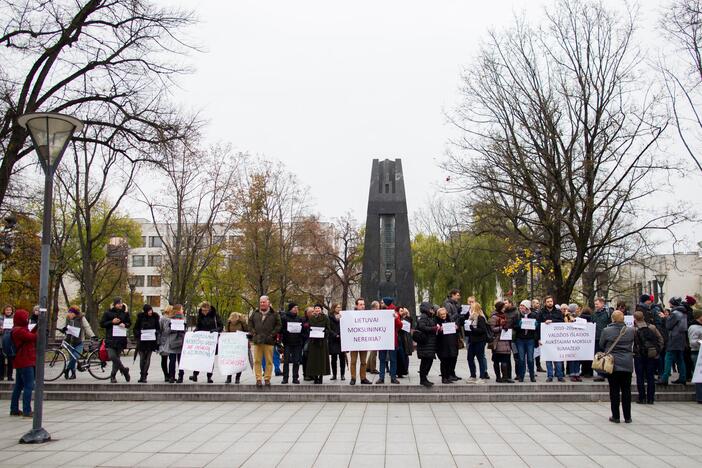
top-left (0, 400), bottom-right (700, 468)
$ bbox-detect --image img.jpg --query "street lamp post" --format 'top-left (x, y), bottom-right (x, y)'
top-left (529, 249), bottom-right (541, 300)
top-left (17, 112), bottom-right (83, 444)
top-left (128, 275), bottom-right (138, 318)
top-left (655, 273), bottom-right (667, 306)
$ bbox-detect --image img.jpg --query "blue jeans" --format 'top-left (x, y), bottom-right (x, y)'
top-left (66, 342), bottom-right (83, 371)
top-left (262, 346), bottom-right (282, 373)
top-left (567, 361), bottom-right (581, 376)
top-left (547, 361), bottom-right (564, 379)
top-left (379, 349), bottom-right (397, 380)
top-left (662, 350), bottom-right (686, 383)
top-left (515, 339), bottom-right (535, 380)
top-left (10, 366), bottom-right (34, 414)
top-left (467, 341), bottom-right (488, 378)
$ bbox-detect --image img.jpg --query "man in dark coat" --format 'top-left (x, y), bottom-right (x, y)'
top-left (416, 301), bottom-right (438, 387)
top-left (592, 297), bottom-right (612, 381)
top-left (443, 289), bottom-right (461, 321)
top-left (249, 295), bottom-right (281, 387)
top-left (134, 304), bottom-right (160, 383)
top-left (100, 297), bottom-right (131, 383)
top-left (659, 297), bottom-right (689, 385)
top-left (281, 303), bottom-right (304, 384)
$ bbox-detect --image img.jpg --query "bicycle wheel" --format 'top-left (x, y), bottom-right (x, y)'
top-left (43, 348), bottom-right (67, 382)
top-left (86, 350), bottom-right (111, 380)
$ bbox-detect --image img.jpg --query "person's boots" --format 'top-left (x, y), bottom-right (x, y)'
top-left (164, 371), bottom-right (170, 382)
top-left (138, 373), bottom-right (147, 383)
top-left (189, 372), bottom-right (198, 382)
top-left (69, 369), bottom-right (76, 380)
top-left (64, 368), bottom-right (70, 380)
top-left (420, 374), bottom-right (433, 387)
top-left (177, 371), bottom-right (184, 383)
top-left (225, 375), bottom-right (232, 384)
top-left (207, 373), bottom-right (214, 384)
top-left (235, 373), bottom-right (241, 384)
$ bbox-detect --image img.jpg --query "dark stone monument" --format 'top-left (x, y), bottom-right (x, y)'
top-left (361, 158), bottom-right (416, 315)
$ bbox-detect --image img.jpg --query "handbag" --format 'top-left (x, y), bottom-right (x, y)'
top-left (98, 339), bottom-right (109, 363)
top-left (592, 326), bottom-right (626, 374)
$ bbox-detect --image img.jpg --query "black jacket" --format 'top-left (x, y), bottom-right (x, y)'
top-left (328, 314), bottom-right (342, 355)
top-left (514, 311), bottom-right (539, 341)
top-left (466, 315), bottom-right (490, 343)
top-left (195, 307), bottom-right (223, 333)
top-left (134, 311), bottom-right (161, 353)
top-left (100, 306), bottom-right (131, 351)
top-left (416, 312), bottom-right (437, 359)
top-left (538, 307), bottom-right (564, 324)
top-left (443, 298), bottom-right (461, 321)
top-left (436, 316), bottom-right (459, 359)
top-left (281, 311), bottom-right (304, 348)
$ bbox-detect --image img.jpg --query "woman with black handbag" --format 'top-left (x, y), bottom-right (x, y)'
top-left (599, 310), bottom-right (636, 423)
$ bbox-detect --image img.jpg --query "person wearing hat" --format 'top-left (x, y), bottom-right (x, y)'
top-left (100, 297), bottom-right (131, 383)
top-left (224, 310), bottom-right (248, 384)
top-left (134, 304), bottom-right (160, 383)
top-left (592, 297), bottom-right (612, 382)
top-left (281, 302), bottom-right (304, 384)
top-left (688, 309), bottom-right (702, 402)
top-left (9, 309), bottom-right (37, 417)
top-left (658, 297), bottom-right (688, 385)
top-left (58, 305), bottom-right (95, 379)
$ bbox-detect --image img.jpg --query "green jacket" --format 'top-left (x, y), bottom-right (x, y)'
top-left (248, 309), bottom-right (281, 345)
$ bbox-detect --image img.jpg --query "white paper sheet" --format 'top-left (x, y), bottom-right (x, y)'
top-left (310, 326), bottom-right (325, 338)
top-left (112, 325), bottom-right (127, 337)
top-left (500, 329), bottom-right (513, 340)
top-left (141, 329), bottom-right (157, 341)
top-left (287, 322), bottom-right (302, 333)
top-left (442, 322), bottom-right (457, 334)
top-left (170, 319), bottom-right (185, 331)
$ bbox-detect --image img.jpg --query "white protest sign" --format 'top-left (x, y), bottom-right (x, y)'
top-left (287, 322), bottom-right (302, 333)
top-left (521, 318), bottom-right (536, 330)
top-left (141, 329), bottom-right (157, 341)
top-left (112, 325), bottom-right (127, 337)
top-left (460, 305), bottom-right (470, 315)
top-left (442, 322), bottom-right (457, 334)
top-left (28, 323), bottom-right (36, 331)
top-left (540, 323), bottom-right (596, 361)
top-left (624, 316), bottom-right (634, 328)
top-left (310, 326), bottom-right (325, 338)
top-left (217, 331), bottom-right (249, 377)
top-left (500, 329), bottom-right (513, 340)
top-left (401, 321), bottom-right (411, 333)
top-left (67, 325), bottom-right (81, 338)
top-left (179, 331), bottom-right (218, 373)
top-left (692, 341), bottom-right (702, 384)
top-left (2, 318), bottom-right (13, 329)
top-left (575, 318), bottom-right (587, 324)
top-left (340, 310), bottom-right (395, 352)
top-left (170, 319), bottom-right (185, 331)
top-left (464, 320), bottom-right (475, 331)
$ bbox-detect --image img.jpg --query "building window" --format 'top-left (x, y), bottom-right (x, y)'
top-left (149, 236), bottom-right (163, 248)
top-left (148, 255), bottom-right (162, 267)
top-left (132, 255), bottom-right (145, 267)
top-left (147, 275), bottom-right (161, 287)
top-left (146, 296), bottom-right (161, 307)
top-left (133, 276), bottom-right (145, 287)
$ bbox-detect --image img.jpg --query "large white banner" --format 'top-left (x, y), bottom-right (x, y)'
top-left (217, 331), bottom-right (249, 377)
top-left (179, 331), bottom-right (218, 373)
top-left (340, 310), bottom-right (395, 352)
top-left (540, 323), bottom-right (596, 361)
top-left (693, 341), bottom-right (702, 384)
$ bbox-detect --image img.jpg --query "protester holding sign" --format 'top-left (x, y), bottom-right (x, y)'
top-left (306, 305), bottom-right (330, 384)
top-left (249, 296), bottom-right (281, 387)
top-left (538, 296), bottom-right (565, 382)
top-left (592, 297), bottom-right (612, 382)
top-left (396, 307), bottom-right (413, 378)
top-left (327, 304), bottom-right (346, 382)
top-left (134, 304), bottom-right (160, 384)
top-left (436, 307), bottom-right (460, 384)
top-left (489, 301), bottom-right (514, 383)
top-left (9, 309), bottom-right (37, 417)
top-left (281, 303), bottom-right (304, 384)
top-left (465, 303), bottom-right (490, 382)
top-left (659, 297), bottom-right (689, 386)
top-left (0, 304), bottom-right (15, 381)
top-left (600, 311), bottom-right (635, 423)
top-left (515, 300), bottom-right (538, 383)
top-left (687, 310), bottom-right (702, 403)
top-left (633, 310), bottom-right (664, 405)
top-left (58, 305), bottom-right (95, 380)
top-left (348, 298), bottom-right (372, 385)
top-left (416, 301), bottom-right (438, 387)
top-left (99, 297), bottom-right (131, 383)
top-left (188, 302), bottom-right (223, 384)
top-left (376, 308), bottom-right (402, 385)
top-left (224, 312), bottom-right (248, 384)
top-left (160, 304), bottom-right (186, 383)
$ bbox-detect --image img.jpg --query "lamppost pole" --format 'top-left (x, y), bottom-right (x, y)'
top-left (655, 273), bottom-right (667, 307)
top-left (128, 275), bottom-right (137, 319)
top-left (17, 112), bottom-right (82, 444)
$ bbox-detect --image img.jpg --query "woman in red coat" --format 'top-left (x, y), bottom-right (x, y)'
top-left (10, 309), bottom-right (37, 417)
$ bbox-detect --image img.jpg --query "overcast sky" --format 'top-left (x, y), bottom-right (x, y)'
top-left (158, 0), bottom-right (702, 251)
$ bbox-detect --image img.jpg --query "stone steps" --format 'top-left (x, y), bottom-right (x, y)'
top-left (0, 382), bottom-right (694, 402)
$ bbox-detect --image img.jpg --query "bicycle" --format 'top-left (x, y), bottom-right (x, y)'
top-left (44, 338), bottom-right (111, 381)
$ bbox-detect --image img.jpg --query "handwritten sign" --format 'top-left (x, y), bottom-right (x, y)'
top-left (500, 329), bottom-right (513, 340)
top-left (112, 325), bottom-right (127, 337)
top-left (442, 322), bottom-right (457, 334)
top-left (624, 316), bottom-right (634, 328)
top-left (170, 319), bottom-right (185, 331)
top-left (179, 331), bottom-right (218, 373)
top-left (2, 318), bottom-right (13, 329)
top-left (461, 305), bottom-right (470, 315)
top-left (141, 329), bottom-right (157, 341)
top-left (287, 322), bottom-right (302, 333)
top-left (218, 331), bottom-right (248, 376)
top-left (401, 321), bottom-right (411, 333)
top-left (340, 310), bottom-right (395, 351)
top-left (67, 325), bottom-right (81, 337)
top-left (521, 318), bottom-right (536, 330)
top-left (310, 326), bottom-right (325, 338)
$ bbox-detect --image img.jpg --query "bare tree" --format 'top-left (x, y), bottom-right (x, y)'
top-left (140, 142), bottom-right (240, 310)
top-left (0, 0), bottom-right (198, 209)
top-left (661, 0), bottom-right (702, 173)
top-left (446, 0), bottom-right (684, 303)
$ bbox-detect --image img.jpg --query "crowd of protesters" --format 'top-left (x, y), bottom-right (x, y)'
top-left (4, 288), bottom-right (702, 420)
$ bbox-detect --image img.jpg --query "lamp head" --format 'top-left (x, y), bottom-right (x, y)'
top-left (17, 112), bottom-right (83, 171)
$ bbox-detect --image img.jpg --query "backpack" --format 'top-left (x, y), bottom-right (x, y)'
top-left (637, 325), bottom-right (661, 359)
